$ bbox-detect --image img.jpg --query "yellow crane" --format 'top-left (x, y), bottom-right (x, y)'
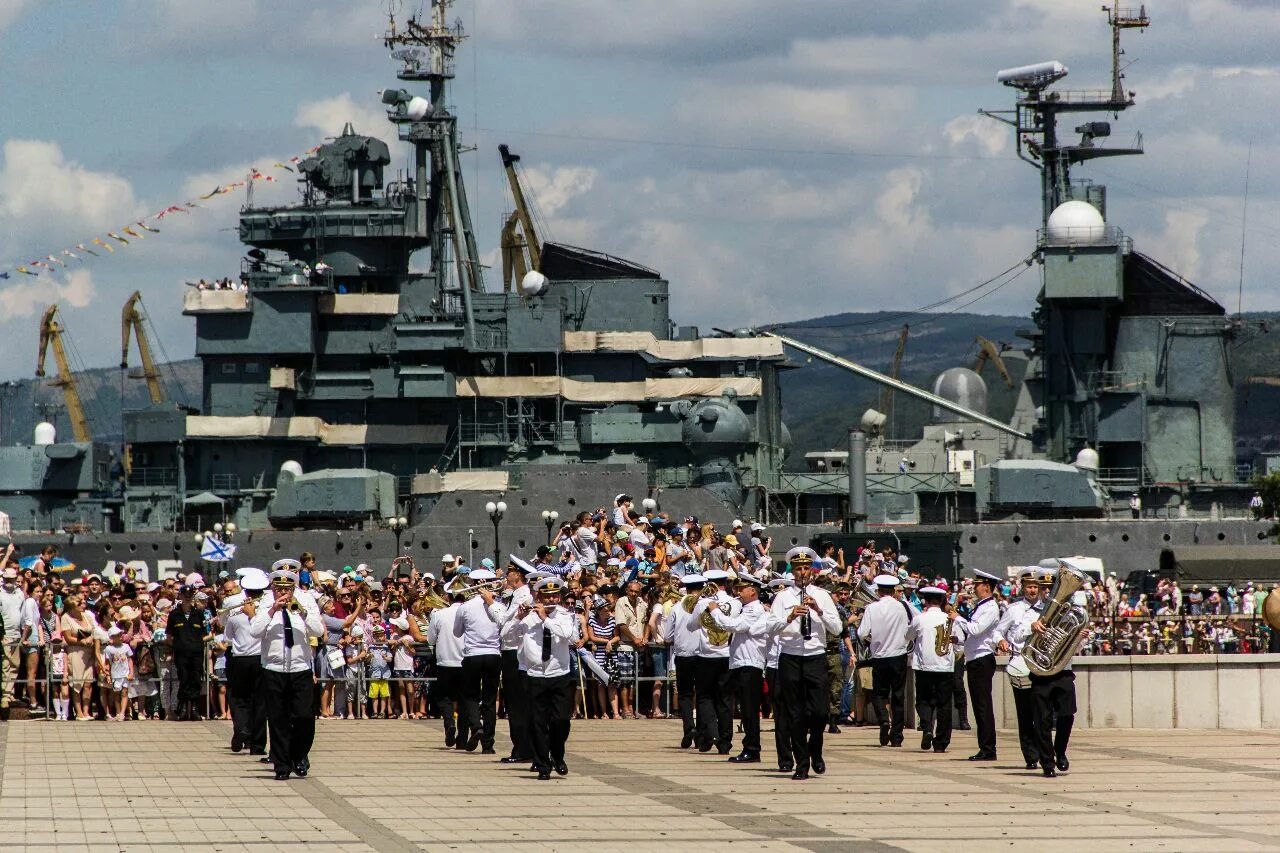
top-left (121, 291), bottom-right (165, 405)
top-left (877, 324), bottom-right (910, 422)
top-left (499, 144), bottom-right (542, 291)
top-left (972, 336), bottom-right (1015, 389)
top-left (35, 304), bottom-right (91, 443)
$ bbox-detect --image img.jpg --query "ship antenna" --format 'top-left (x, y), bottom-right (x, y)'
top-left (1238, 138), bottom-right (1252, 317)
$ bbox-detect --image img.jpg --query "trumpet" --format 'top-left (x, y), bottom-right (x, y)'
top-left (451, 578), bottom-right (505, 600)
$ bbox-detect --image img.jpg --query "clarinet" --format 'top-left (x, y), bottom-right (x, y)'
top-left (800, 587), bottom-right (812, 641)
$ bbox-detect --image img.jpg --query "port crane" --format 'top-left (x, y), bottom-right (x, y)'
top-left (35, 305), bottom-right (91, 443)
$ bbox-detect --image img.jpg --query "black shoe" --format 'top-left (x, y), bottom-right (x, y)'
top-left (249, 749), bottom-right (267, 756)
top-left (889, 741), bottom-right (903, 748)
top-left (1025, 761), bottom-right (1039, 770)
top-left (465, 733), bottom-right (481, 752)
top-left (680, 734), bottom-right (694, 749)
top-left (827, 722), bottom-right (840, 734)
top-left (791, 769), bottom-right (809, 781)
top-left (698, 743), bottom-right (713, 753)
top-left (554, 761), bottom-right (568, 776)
top-left (500, 755), bottom-right (524, 763)
top-left (481, 746), bottom-right (496, 755)
top-left (537, 769), bottom-right (551, 780)
top-left (1042, 766), bottom-right (1057, 778)
top-left (445, 731), bottom-right (456, 748)
top-left (878, 726), bottom-right (890, 746)
top-left (727, 752), bottom-right (760, 763)
top-left (811, 758), bottom-right (826, 775)
top-left (778, 762), bottom-right (794, 773)
top-left (932, 746), bottom-right (948, 754)
top-left (293, 762), bottom-right (308, 778)
top-left (956, 721), bottom-right (972, 731)
top-left (274, 770), bottom-right (290, 781)
top-left (968, 752), bottom-right (997, 761)
top-left (231, 736), bottom-right (243, 753)
top-left (1056, 755), bottom-right (1069, 772)
top-left (258, 756), bottom-right (271, 764)
top-left (921, 733), bottom-right (933, 751)
top-left (717, 746), bottom-right (731, 755)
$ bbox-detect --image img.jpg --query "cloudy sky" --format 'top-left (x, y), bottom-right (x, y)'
top-left (1, 0), bottom-right (1277, 383)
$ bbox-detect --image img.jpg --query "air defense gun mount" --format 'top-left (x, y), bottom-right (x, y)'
top-left (298, 125), bottom-right (392, 204)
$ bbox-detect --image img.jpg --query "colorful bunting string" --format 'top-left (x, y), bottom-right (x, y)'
top-left (1, 144), bottom-right (324, 283)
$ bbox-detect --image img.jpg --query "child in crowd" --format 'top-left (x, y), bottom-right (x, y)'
top-left (387, 602), bottom-right (416, 719)
top-left (100, 627), bottom-right (134, 721)
top-left (210, 633), bottom-right (230, 720)
top-left (342, 626), bottom-right (364, 719)
top-left (49, 633), bottom-right (69, 720)
top-left (366, 625), bottom-right (393, 718)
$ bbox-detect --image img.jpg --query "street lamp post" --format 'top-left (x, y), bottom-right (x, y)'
top-left (541, 509), bottom-right (559, 544)
top-left (388, 515), bottom-right (409, 556)
top-left (485, 500), bottom-right (507, 569)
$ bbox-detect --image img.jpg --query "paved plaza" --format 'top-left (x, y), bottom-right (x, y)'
top-left (1, 719), bottom-right (1278, 852)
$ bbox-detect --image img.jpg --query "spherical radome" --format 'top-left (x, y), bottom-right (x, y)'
top-left (405, 96), bottom-right (431, 121)
top-left (1046, 200), bottom-right (1105, 243)
top-left (280, 460), bottom-right (304, 478)
top-left (931, 367), bottom-right (988, 421)
top-left (1073, 447), bottom-right (1100, 472)
top-left (33, 422), bottom-right (56, 445)
top-left (520, 270), bottom-right (547, 296)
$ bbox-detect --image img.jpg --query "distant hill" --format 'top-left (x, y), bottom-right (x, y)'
top-left (7, 310), bottom-right (1280, 470)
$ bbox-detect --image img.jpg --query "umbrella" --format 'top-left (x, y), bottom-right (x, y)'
top-left (18, 556), bottom-right (75, 571)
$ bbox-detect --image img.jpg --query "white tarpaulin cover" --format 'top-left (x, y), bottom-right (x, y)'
top-left (454, 376), bottom-right (761, 400)
top-left (562, 331), bottom-right (783, 360)
top-left (186, 417), bottom-right (445, 445)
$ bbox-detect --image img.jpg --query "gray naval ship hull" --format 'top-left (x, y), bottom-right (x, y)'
top-left (11, 464), bottom-right (1273, 580)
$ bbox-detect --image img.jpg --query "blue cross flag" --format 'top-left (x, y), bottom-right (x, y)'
top-left (200, 536), bottom-right (236, 562)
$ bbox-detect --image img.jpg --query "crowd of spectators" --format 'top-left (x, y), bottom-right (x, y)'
top-left (1, 496), bottom-right (1277, 723)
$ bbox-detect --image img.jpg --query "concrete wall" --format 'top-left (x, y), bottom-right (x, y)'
top-left (994, 654), bottom-right (1280, 730)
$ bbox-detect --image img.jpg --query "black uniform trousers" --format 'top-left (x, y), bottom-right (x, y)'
top-left (434, 665), bottom-right (463, 741)
top-left (674, 656), bottom-right (697, 741)
top-left (870, 654), bottom-right (908, 744)
top-left (733, 665), bottom-right (764, 754)
top-left (952, 655), bottom-right (969, 721)
top-left (778, 653), bottom-right (826, 773)
top-left (1029, 670), bottom-right (1076, 770)
top-left (966, 653), bottom-right (998, 756)
top-left (261, 669), bottom-right (315, 774)
top-left (461, 654), bottom-right (502, 749)
top-left (766, 666), bottom-right (791, 766)
top-left (500, 649), bottom-right (531, 759)
top-left (1011, 686), bottom-right (1039, 765)
top-left (227, 655), bottom-right (267, 752)
top-left (914, 669), bottom-right (953, 751)
top-left (694, 656), bottom-right (732, 751)
top-left (527, 673), bottom-right (573, 772)
top-left (173, 648), bottom-right (204, 704)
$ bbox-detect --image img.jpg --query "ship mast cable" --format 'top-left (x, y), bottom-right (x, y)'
top-left (762, 330), bottom-right (1029, 439)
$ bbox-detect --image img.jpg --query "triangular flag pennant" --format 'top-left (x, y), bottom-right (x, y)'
top-left (92, 238), bottom-right (114, 253)
top-left (200, 186), bottom-right (222, 200)
top-left (62, 250), bottom-right (79, 261)
top-left (108, 232), bottom-right (129, 244)
top-left (17, 266), bottom-right (37, 276)
top-left (123, 226), bottom-right (142, 238)
top-left (138, 221), bottom-right (160, 233)
top-left (0, 271), bottom-right (10, 279)
top-left (77, 243), bottom-right (99, 257)
top-left (46, 255), bottom-right (66, 267)
top-left (274, 162), bottom-right (295, 172)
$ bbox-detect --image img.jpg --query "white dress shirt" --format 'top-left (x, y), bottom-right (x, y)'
top-left (428, 604), bottom-right (465, 667)
top-left (248, 593), bottom-right (323, 673)
top-left (765, 633), bottom-right (781, 669)
top-left (857, 594), bottom-right (917, 659)
top-left (767, 584), bottom-right (842, 656)
top-left (664, 595), bottom-right (701, 658)
top-left (453, 595), bottom-right (501, 658)
top-left (691, 591), bottom-right (736, 659)
top-left (955, 596), bottom-right (1000, 661)
top-left (513, 606), bottom-right (576, 677)
top-left (708, 598), bottom-right (770, 670)
top-left (993, 598), bottom-right (1039, 654)
top-left (225, 609), bottom-right (262, 657)
top-left (906, 606), bottom-right (960, 672)
top-left (486, 585), bottom-right (534, 652)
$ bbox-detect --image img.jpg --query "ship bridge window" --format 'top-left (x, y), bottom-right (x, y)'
top-left (244, 362), bottom-right (261, 374)
top-left (221, 363), bottom-right (237, 375)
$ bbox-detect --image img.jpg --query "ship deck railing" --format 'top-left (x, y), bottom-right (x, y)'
top-left (127, 467), bottom-right (178, 487)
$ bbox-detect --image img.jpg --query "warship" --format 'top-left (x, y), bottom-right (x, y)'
top-left (0, 3), bottom-right (1271, 579)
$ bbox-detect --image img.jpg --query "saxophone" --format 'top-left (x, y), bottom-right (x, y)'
top-left (933, 623), bottom-right (953, 657)
top-left (1022, 564), bottom-right (1090, 677)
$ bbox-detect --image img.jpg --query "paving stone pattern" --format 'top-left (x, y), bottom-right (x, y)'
top-left (1, 719), bottom-right (1278, 851)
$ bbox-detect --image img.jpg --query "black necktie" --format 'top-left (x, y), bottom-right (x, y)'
top-left (542, 625), bottom-right (552, 662)
top-left (281, 607), bottom-right (294, 649)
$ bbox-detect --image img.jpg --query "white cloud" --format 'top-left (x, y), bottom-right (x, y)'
top-left (0, 0), bottom-right (32, 32)
top-left (0, 268), bottom-right (95, 319)
top-left (294, 93), bottom-right (390, 141)
top-left (944, 115), bottom-right (1007, 157)
top-left (0, 140), bottom-right (140, 233)
top-left (518, 165), bottom-right (597, 217)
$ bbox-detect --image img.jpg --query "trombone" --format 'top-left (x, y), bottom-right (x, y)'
top-left (449, 578), bottom-right (505, 600)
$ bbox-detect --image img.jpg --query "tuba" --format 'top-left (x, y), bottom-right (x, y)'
top-left (700, 600), bottom-right (732, 647)
top-left (1022, 563), bottom-right (1090, 677)
top-left (1263, 588), bottom-right (1280, 631)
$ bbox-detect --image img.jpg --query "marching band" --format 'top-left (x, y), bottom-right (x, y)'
top-left (213, 545), bottom-right (1089, 785)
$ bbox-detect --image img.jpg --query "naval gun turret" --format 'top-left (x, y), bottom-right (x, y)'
top-left (298, 125), bottom-right (391, 203)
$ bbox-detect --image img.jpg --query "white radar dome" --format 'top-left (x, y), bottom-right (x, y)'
top-left (404, 96), bottom-right (431, 121)
top-left (520, 270), bottom-right (548, 296)
top-left (1046, 200), bottom-right (1105, 243)
top-left (1073, 446), bottom-right (1100, 472)
top-left (33, 422), bottom-right (56, 445)
top-left (280, 460), bottom-right (304, 478)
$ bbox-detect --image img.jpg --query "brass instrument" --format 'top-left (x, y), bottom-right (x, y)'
top-left (681, 584), bottom-right (719, 613)
top-left (1263, 588), bottom-right (1280, 631)
top-left (418, 591), bottom-right (450, 610)
top-left (933, 622), bottom-right (953, 656)
top-left (453, 578), bottom-right (505, 601)
top-left (700, 599), bottom-right (732, 647)
top-left (1022, 564), bottom-right (1089, 677)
